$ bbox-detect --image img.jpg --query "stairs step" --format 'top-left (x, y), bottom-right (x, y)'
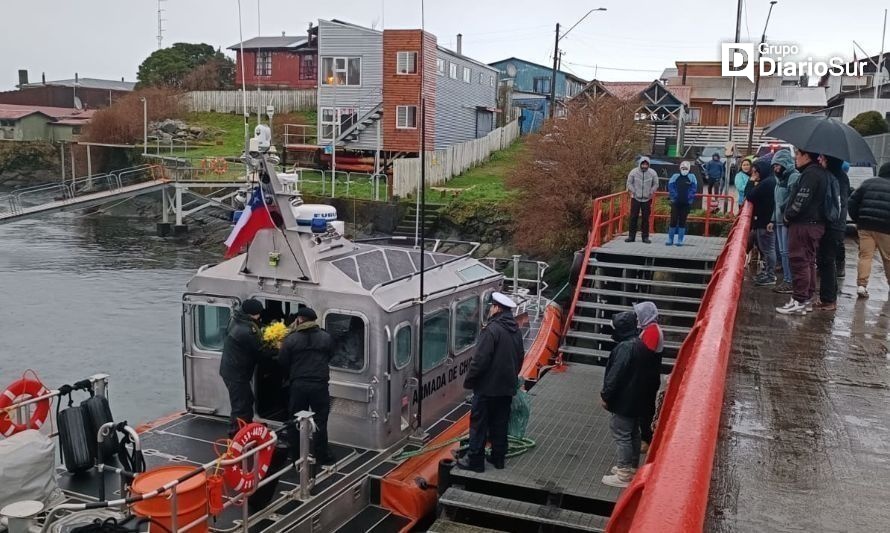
top-left (589, 260), bottom-right (714, 277)
top-left (559, 345), bottom-right (612, 360)
top-left (428, 518), bottom-right (508, 533)
top-left (571, 315), bottom-right (691, 334)
top-left (580, 288), bottom-right (703, 305)
top-left (439, 488), bottom-right (607, 532)
top-left (565, 330), bottom-right (683, 349)
top-left (584, 274), bottom-right (708, 290)
top-left (560, 344), bottom-right (677, 368)
top-left (575, 301), bottom-right (699, 318)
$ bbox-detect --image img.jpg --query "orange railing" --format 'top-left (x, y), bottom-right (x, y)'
top-left (607, 202), bottom-right (753, 532)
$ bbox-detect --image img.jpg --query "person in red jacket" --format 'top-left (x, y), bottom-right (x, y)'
top-left (633, 301), bottom-right (663, 453)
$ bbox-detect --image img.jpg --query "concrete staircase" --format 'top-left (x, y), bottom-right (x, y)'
top-left (560, 248), bottom-right (716, 367)
top-left (391, 204), bottom-right (444, 239)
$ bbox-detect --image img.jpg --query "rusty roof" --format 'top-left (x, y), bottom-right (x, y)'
top-left (0, 104), bottom-right (96, 121)
top-left (600, 81), bottom-right (651, 100)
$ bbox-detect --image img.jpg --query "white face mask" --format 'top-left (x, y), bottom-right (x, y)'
top-left (680, 169), bottom-right (689, 176)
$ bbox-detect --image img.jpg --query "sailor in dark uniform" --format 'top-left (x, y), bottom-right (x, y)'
top-left (219, 298), bottom-right (265, 436)
top-left (458, 292), bottom-right (525, 472)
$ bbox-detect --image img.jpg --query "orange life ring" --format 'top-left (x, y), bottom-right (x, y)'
top-left (0, 378), bottom-right (50, 437)
top-left (223, 422), bottom-right (274, 492)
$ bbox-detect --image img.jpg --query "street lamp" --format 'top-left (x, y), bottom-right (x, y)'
top-left (549, 7), bottom-right (607, 118)
top-left (140, 96), bottom-right (147, 155)
top-left (746, 0), bottom-right (778, 155)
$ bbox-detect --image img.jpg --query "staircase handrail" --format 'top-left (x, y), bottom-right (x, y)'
top-left (334, 102), bottom-right (383, 145)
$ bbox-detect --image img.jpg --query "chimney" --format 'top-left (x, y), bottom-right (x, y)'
top-left (456, 33), bottom-right (462, 55)
top-left (281, 31), bottom-right (285, 37)
top-left (75, 72), bottom-right (79, 84)
top-left (681, 64), bottom-right (687, 85)
top-left (17, 69), bottom-right (28, 87)
top-left (41, 72), bottom-right (46, 84)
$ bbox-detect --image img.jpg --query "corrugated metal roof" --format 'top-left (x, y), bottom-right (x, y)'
top-left (227, 36), bottom-right (308, 50)
top-left (21, 78), bottom-right (135, 91)
top-left (0, 104), bottom-right (96, 121)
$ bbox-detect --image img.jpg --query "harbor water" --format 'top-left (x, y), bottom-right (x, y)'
top-left (0, 211), bottom-right (219, 424)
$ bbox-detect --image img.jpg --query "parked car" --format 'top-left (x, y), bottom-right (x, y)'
top-left (754, 142), bottom-right (794, 160)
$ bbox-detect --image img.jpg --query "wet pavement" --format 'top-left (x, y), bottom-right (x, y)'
top-left (708, 240), bottom-right (890, 533)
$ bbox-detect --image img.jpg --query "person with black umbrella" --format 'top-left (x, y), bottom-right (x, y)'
top-left (814, 156), bottom-right (850, 311)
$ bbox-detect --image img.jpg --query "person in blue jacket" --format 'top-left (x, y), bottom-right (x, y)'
top-left (666, 161), bottom-right (698, 246)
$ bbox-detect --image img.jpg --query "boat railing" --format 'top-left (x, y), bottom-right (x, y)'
top-left (481, 255), bottom-right (549, 319)
top-left (281, 167), bottom-right (389, 201)
top-left (0, 374), bottom-right (110, 436)
top-left (39, 411), bottom-right (319, 533)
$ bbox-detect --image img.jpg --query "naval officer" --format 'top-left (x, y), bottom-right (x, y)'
top-left (458, 292), bottom-right (525, 472)
top-left (219, 298), bottom-right (265, 437)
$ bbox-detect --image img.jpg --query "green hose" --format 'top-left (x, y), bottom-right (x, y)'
top-left (391, 434), bottom-right (536, 462)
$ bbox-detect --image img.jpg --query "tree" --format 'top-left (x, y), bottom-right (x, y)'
top-left (181, 56), bottom-right (236, 91)
top-left (137, 43), bottom-right (221, 88)
top-left (849, 110), bottom-right (889, 137)
top-left (506, 98), bottom-right (647, 257)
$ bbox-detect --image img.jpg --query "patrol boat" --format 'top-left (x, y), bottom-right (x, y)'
top-left (0, 129), bottom-right (562, 533)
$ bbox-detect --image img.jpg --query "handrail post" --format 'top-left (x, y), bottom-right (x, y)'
top-left (296, 410), bottom-right (314, 501)
top-left (512, 254), bottom-right (521, 295)
top-left (170, 487), bottom-right (179, 533)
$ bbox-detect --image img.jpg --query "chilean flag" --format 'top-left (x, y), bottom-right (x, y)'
top-left (224, 187), bottom-right (275, 258)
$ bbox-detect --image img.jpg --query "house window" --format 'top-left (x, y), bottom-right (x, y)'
top-left (449, 63), bottom-right (458, 79)
top-left (396, 105), bottom-right (418, 129)
top-left (785, 108), bottom-right (802, 116)
top-left (453, 297), bottom-right (480, 353)
top-left (256, 50), bottom-right (272, 76)
top-left (533, 76), bottom-right (551, 94)
top-left (422, 310), bottom-right (449, 372)
top-left (479, 73), bottom-right (484, 84)
top-left (463, 67), bottom-right (471, 83)
top-left (321, 56), bottom-right (361, 86)
top-left (71, 126), bottom-right (82, 135)
top-left (325, 312), bottom-right (367, 372)
top-left (300, 54), bottom-right (316, 80)
top-left (688, 107), bottom-right (701, 124)
top-left (397, 51), bottom-right (418, 74)
top-left (738, 107), bottom-right (751, 125)
top-left (490, 75), bottom-right (495, 87)
top-left (0, 119), bottom-right (14, 127)
top-left (437, 58), bottom-right (445, 76)
top-left (321, 107), bottom-right (359, 141)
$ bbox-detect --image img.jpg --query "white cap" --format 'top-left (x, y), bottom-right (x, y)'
top-left (491, 292), bottom-right (517, 309)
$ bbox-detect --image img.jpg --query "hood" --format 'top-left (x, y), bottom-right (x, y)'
top-left (491, 310), bottom-right (520, 333)
top-left (752, 159), bottom-right (772, 181)
top-left (611, 311), bottom-right (639, 341)
top-left (639, 156), bottom-right (651, 168)
top-left (771, 149), bottom-right (794, 173)
top-left (633, 301), bottom-right (659, 327)
top-left (679, 161), bottom-right (691, 172)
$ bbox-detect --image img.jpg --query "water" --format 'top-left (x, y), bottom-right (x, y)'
top-left (0, 211), bottom-right (221, 425)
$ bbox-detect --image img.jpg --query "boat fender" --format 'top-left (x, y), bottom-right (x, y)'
top-left (223, 422), bottom-right (274, 493)
top-left (207, 475), bottom-right (225, 516)
top-left (569, 249), bottom-right (584, 288)
top-left (0, 378), bottom-right (50, 437)
top-left (80, 396), bottom-right (118, 460)
top-left (57, 404), bottom-right (94, 474)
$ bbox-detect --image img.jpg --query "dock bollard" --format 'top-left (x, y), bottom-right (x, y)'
top-left (437, 458), bottom-right (455, 496)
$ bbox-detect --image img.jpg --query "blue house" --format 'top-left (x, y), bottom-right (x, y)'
top-left (489, 57), bottom-right (587, 133)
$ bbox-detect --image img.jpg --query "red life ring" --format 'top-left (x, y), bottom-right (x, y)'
top-left (0, 378), bottom-right (50, 437)
top-left (223, 422), bottom-right (274, 492)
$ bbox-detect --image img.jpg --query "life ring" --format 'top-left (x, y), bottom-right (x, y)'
top-left (0, 378), bottom-right (50, 437)
top-left (223, 422), bottom-right (274, 492)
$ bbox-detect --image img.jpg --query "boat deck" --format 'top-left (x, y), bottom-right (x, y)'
top-left (445, 363), bottom-right (615, 530)
top-left (708, 240), bottom-right (890, 532)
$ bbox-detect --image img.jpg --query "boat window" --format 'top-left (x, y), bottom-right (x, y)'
top-left (257, 298), bottom-right (305, 328)
top-left (356, 250), bottom-right (390, 289)
top-left (325, 313), bottom-right (367, 372)
top-left (394, 323), bottom-right (412, 369)
top-left (453, 297), bottom-right (480, 352)
top-left (457, 264), bottom-right (496, 282)
top-left (422, 310), bottom-right (450, 372)
top-left (195, 305), bottom-right (231, 351)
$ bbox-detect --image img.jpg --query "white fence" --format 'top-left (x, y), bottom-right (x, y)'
top-left (864, 132), bottom-right (890, 167)
top-left (392, 120), bottom-right (520, 197)
top-left (184, 90), bottom-right (316, 114)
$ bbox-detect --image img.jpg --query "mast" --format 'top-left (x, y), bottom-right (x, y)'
top-left (415, 0), bottom-right (426, 437)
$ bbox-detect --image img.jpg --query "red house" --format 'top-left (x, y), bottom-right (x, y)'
top-left (228, 26), bottom-right (317, 89)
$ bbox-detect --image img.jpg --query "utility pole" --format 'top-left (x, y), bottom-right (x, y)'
top-left (549, 23), bottom-right (560, 119)
top-left (157, 0), bottom-right (166, 49)
top-left (726, 0), bottom-right (743, 195)
top-left (747, 1), bottom-right (778, 155)
top-left (876, 9), bottom-right (887, 103)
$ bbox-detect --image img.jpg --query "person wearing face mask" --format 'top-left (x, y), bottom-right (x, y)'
top-left (666, 161), bottom-right (698, 246)
top-left (458, 292), bottom-right (525, 472)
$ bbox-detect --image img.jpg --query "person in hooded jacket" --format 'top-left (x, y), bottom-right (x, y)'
top-left (600, 311), bottom-right (660, 488)
top-left (220, 298), bottom-right (265, 436)
top-left (814, 156), bottom-right (850, 311)
top-left (746, 159), bottom-right (778, 286)
top-left (769, 149), bottom-right (800, 294)
top-left (625, 156), bottom-right (660, 243)
top-left (848, 162), bottom-right (890, 299)
top-left (459, 292), bottom-right (525, 472)
top-left (704, 152), bottom-right (726, 209)
top-left (666, 161), bottom-right (698, 246)
top-left (632, 302), bottom-right (663, 454)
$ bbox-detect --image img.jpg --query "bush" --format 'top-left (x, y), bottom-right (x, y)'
top-left (849, 111), bottom-right (889, 137)
top-left (505, 98), bottom-right (647, 257)
top-left (83, 87), bottom-right (183, 145)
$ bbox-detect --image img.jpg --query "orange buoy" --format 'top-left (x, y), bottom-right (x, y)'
top-left (0, 378), bottom-right (50, 437)
top-left (132, 466), bottom-right (209, 533)
top-left (206, 475), bottom-right (224, 517)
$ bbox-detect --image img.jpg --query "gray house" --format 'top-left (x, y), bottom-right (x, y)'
top-left (313, 20), bottom-right (498, 163)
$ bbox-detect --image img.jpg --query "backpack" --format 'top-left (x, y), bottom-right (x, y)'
top-left (823, 172), bottom-right (842, 225)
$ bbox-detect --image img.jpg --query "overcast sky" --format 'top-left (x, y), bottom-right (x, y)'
top-left (1, 0), bottom-right (887, 90)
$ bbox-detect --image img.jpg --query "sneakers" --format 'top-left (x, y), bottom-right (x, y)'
top-left (773, 281), bottom-right (793, 294)
top-left (602, 467), bottom-right (635, 488)
top-left (858, 286), bottom-right (870, 299)
top-left (610, 465), bottom-right (638, 475)
top-left (776, 298), bottom-right (807, 315)
top-left (754, 274), bottom-right (777, 286)
top-left (456, 456), bottom-right (484, 472)
top-left (814, 301), bottom-right (837, 311)
top-left (805, 299), bottom-right (815, 312)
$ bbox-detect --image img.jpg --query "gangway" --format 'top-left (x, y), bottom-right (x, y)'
top-left (0, 165), bottom-right (168, 225)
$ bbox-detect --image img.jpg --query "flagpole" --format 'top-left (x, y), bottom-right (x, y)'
top-left (237, 0), bottom-right (250, 182)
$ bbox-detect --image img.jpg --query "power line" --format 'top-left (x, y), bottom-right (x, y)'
top-left (563, 61), bottom-right (663, 73)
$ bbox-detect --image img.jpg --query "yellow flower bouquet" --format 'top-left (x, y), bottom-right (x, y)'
top-left (262, 321), bottom-right (289, 349)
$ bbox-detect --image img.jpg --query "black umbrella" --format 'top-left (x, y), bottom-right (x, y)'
top-left (763, 113), bottom-right (876, 165)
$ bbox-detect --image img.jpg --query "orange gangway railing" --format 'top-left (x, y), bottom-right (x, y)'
top-left (607, 202), bottom-right (753, 532)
